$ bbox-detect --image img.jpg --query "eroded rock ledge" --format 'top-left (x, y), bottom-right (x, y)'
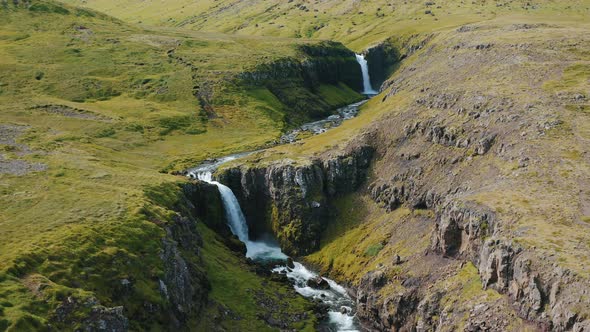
top-left (217, 145), bottom-right (374, 256)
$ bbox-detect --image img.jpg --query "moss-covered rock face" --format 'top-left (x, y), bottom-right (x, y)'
top-left (238, 41), bottom-right (365, 124)
top-left (364, 42), bottom-right (399, 91)
top-left (217, 145), bottom-right (374, 256)
top-left (182, 181), bottom-right (228, 235)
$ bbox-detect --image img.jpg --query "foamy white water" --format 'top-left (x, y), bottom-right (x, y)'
top-left (193, 167), bottom-right (359, 330)
top-left (355, 54), bottom-right (378, 95)
top-left (273, 262), bottom-right (359, 331)
top-left (196, 171), bottom-right (287, 260)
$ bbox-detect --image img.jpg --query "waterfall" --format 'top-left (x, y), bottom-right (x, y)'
top-left (193, 170), bottom-right (360, 331)
top-left (197, 171), bottom-right (286, 260)
top-left (355, 54), bottom-right (378, 95)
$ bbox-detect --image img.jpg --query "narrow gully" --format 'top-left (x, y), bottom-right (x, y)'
top-left (186, 54), bottom-right (379, 331)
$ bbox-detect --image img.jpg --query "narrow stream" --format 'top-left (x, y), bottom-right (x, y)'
top-left (186, 54), bottom-right (379, 331)
top-left (280, 100), bottom-right (366, 144)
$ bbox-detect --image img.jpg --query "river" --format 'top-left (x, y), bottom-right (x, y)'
top-left (185, 53), bottom-right (379, 331)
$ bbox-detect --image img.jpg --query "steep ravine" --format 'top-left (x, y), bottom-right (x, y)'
top-left (188, 26), bottom-right (590, 331)
top-left (132, 42), bottom-right (374, 331)
top-left (237, 41), bottom-right (366, 125)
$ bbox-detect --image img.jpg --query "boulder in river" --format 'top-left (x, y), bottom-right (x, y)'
top-left (287, 257), bottom-right (295, 269)
top-left (306, 276), bottom-right (330, 290)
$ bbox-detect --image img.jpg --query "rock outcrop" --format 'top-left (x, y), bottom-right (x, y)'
top-left (160, 215), bottom-right (209, 326)
top-left (240, 41), bottom-right (362, 92)
top-left (218, 145), bottom-right (374, 256)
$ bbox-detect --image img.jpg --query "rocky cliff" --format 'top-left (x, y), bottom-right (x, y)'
top-left (217, 144), bottom-right (374, 256)
top-left (238, 41), bottom-right (364, 123)
top-left (342, 22), bottom-right (590, 331)
top-left (145, 181), bottom-right (222, 330)
top-left (240, 41), bottom-right (362, 91)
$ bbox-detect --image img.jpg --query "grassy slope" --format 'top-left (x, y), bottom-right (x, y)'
top-left (0, 1), bottom-right (356, 330)
top-left (1, 0), bottom-right (590, 330)
top-left (195, 223), bottom-right (316, 332)
top-left (61, 0), bottom-right (590, 49)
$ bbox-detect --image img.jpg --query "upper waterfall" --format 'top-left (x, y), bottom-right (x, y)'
top-left (355, 54), bottom-right (378, 95)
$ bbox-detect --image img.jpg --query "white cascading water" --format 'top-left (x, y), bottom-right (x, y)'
top-left (355, 54), bottom-right (378, 95)
top-left (193, 170), bottom-right (360, 331)
top-left (198, 172), bottom-right (250, 242)
top-left (273, 263), bottom-right (359, 332)
top-left (197, 171), bottom-right (287, 260)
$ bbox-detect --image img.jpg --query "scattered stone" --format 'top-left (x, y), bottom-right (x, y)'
top-left (574, 94), bottom-right (586, 100)
top-left (0, 154), bottom-right (47, 175)
top-left (340, 306), bottom-right (352, 314)
top-left (82, 306), bottom-right (128, 332)
top-left (475, 43), bottom-right (493, 50)
top-left (306, 276), bottom-right (330, 290)
top-left (476, 134), bottom-right (497, 155)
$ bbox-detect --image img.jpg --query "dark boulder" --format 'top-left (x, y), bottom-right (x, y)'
top-left (306, 276), bottom-right (330, 290)
top-left (287, 257), bottom-right (295, 269)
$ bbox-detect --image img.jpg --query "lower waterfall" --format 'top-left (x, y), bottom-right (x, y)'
top-left (196, 171), bottom-right (360, 332)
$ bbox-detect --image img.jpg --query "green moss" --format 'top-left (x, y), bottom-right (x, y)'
top-left (94, 127), bottom-right (116, 138)
top-left (7, 314), bottom-right (47, 332)
top-left (29, 3), bottom-right (70, 15)
top-left (317, 83), bottom-right (363, 106)
top-left (196, 223), bottom-right (316, 331)
top-left (544, 63), bottom-right (590, 93)
top-left (364, 243), bottom-right (384, 257)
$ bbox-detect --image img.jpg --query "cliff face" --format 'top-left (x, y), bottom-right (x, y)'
top-left (149, 181), bottom-right (223, 329)
top-left (364, 42), bottom-right (399, 91)
top-left (218, 145), bottom-right (374, 256)
top-left (364, 34), bottom-right (432, 92)
top-left (240, 41), bottom-right (362, 91)
top-left (237, 41), bottom-right (364, 123)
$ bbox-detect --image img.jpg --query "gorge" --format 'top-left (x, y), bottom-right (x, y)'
top-left (196, 168), bottom-right (360, 331)
top-left (180, 53), bottom-right (388, 331)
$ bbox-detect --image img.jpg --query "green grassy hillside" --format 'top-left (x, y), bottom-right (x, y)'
top-left (61, 0), bottom-right (590, 49)
top-left (0, 1), bottom-right (361, 330)
top-left (2, 0), bottom-right (590, 330)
